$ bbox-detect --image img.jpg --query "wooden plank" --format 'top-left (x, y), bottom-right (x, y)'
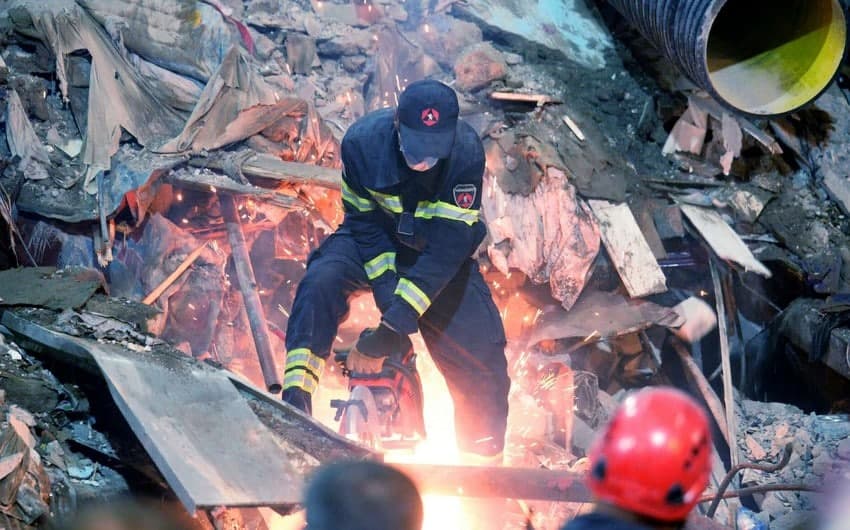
top-left (489, 91), bottom-right (561, 106)
top-left (632, 200), bottom-right (667, 259)
top-left (0, 312), bottom-right (302, 512)
top-left (670, 338), bottom-right (730, 446)
top-left (169, 170), bottom-right (301, 209)
top-left (709, 259), bottom-right (740, 472)
top-left (679, 204), bottom-right (772, 278)
top-left (588, 200), bottom-right (667, 298)
top-left (190, 153), bottom-right (342, 191)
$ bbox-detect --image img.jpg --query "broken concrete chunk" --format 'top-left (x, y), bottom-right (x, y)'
top-left (662, 100), bottom-right (708, 156)
top-left (454, 42), bottom-right (508, 92)
top-left (413, 13), bottom-right (483, 68)
top-left (719, 112), bottom-right (743, 176)
top-left (286, 33), bottom-right (317, 75)
top-left (452, 0), bottom-right (614, 70)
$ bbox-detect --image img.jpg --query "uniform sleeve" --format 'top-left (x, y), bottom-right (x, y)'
top-left (340, 140), bottom-right (399, 313)
top-left (382, 155), bottom-right (486, 334)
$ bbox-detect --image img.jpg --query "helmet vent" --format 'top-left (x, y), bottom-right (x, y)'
top-left (592, 460), bottom-right (607, 480)
top-left (665, 484), bottom-right (685, 505)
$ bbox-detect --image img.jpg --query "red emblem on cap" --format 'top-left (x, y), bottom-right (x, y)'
top-left (421, 108), bottom-right (440, 127)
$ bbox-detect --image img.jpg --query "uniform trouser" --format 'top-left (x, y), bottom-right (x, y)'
top-left (283, 231), bottom-right (511, 456)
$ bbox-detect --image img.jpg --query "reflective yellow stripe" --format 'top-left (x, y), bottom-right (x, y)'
top-left (415, 200), bottom-right (479, 226)
top-left (282, 348), bottom-right (324, 393)
top-left (367, 188), bottom-right (403, 214)
top-left (394, 278), bottom-right (431, 315)
top-left (364, 252), bottom-right (396, 280)
top-left (341, 180), bottom-right (375, 212)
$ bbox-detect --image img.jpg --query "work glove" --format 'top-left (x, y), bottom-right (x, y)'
top-left (281, 387), bottom-right (312, 415)
top-left (346, 323), bottom-right (411, 374)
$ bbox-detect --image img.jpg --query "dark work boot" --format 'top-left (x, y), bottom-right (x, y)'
top-left (282, 387), bottom-right (313, 415)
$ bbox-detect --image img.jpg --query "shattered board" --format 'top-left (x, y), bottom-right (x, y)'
top-left (528, 290), bottom-right (683, 346)
top-left (0, 267), bottom-right (103, 310)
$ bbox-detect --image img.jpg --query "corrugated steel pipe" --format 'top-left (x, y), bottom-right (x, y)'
top-left (607, 0), bottom-right (847, 116)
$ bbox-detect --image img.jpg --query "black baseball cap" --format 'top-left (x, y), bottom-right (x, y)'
top-left (397, 79), bottom-right (459, 162)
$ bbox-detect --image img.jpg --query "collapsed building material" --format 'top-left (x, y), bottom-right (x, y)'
top-left (393, 463), bottom-right (591, 503)
top-left (779, 298), bottom-right (850, 380)
top-left (709, 260), bottom-right (741, 470)
top-left (589, 200), bottom-right (668, 298)
top-left (671, 338), bottom-right (731, 447)
top-left (606, 0), bottom-right (847, 116)
top-left (220, 195), bottom-right (281, 393)
top-left (189, 153), bottom-right (342, 191)
top-left (452, 0), bottom-right (615, 69)
top-left (0, 267), bottom-right (104, 310)
top-left (0, 309), bottom-right (370, 514)
top-left (528, 290), bottom-right (683, 347)
top-left (483, 167), bottom-right (600, 311)
top-left (8, 0), bottom-right (187, 191)
top-left (680, 204), bottom-right (772, 277)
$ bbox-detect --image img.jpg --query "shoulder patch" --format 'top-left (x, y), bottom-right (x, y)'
top-left (453, 183), bottom-right (477, 209)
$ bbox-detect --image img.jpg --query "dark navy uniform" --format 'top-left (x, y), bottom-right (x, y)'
top-left (282, 107), bottom-right (510, 456)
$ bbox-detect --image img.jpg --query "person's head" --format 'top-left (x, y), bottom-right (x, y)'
top-left (58, 499), bottom-right (194, 530)
top-left (304, 460), bottom-right (424, 530)
top-left (395, 79), bottom-right (459, 172)
top-left (586, 387), bottom-right (712, 525)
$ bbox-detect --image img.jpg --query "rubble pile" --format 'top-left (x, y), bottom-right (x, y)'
top-left (0, 0), bottom-right (849, 528)
top-left (0, 333), bottom-right (131, 530)
top-left (737, 398), bottom-right (850, 527)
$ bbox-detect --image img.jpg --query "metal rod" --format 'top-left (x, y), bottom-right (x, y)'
top-left (670, 337), bottom-right (730, 447)
top-left (220, 194), bottom-right (282, 393)
top-left (710, 258), bottom-right (739, 470)
top-left (700, 483), bottom-right (817, 503)
top-left (706, 443), bottom-right (793, 518)
top-left (392, 463), bottom-right (592, 502)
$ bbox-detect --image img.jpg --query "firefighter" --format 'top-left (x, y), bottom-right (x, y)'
top-left (561, 387), bottom-right (713, 530)
top-left (280, 79), bottom-right (510, 460)
top-left (304, 460), bottom-right (423, 530)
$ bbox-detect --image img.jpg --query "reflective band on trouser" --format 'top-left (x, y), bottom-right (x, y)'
top-left (415, 201), bottom-right (479, 225)
top-left (282, 348), bottom-right (325, 393)
top-left (364, 252), bottom-right (396, 280)
top-left (366, 188), bottom-right (403, 213)
top-left (394, 278), bottom-right (431, 315)
top-left (341, 180), bottom-right (374, 212)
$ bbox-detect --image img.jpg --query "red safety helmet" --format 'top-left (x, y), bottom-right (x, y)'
top-left (586, 387), bottom-right (712, 522)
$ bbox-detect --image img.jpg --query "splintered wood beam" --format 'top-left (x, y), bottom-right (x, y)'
top-left (142, 242), bottom-right (208, 305)
top-left (189, 153), bottom-right (342, 190)
top-left (220, 194), bottom-right (282, 393)
top-left (489, 91), bottom-right (562, 106)
top-left (588, 200), bottom-right (668, 298)
top-left (709, 259), bottom-right (740, 471)
top-left (670, 338), bottom-right (730, 446)
top-left (392, 463), bottom-right (591, 502)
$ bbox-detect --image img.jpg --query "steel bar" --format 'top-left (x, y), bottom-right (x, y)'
top-left (392, 463), bottom-right (591, 502)
top-left (220, 194), bottom-right (282, 393)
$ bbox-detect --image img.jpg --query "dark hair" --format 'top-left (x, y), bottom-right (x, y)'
top-left (304, 460), bottom-right (423, 530)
